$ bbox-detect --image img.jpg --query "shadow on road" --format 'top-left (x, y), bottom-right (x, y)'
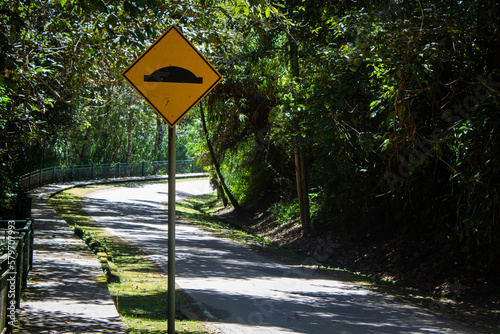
top-left (81, 185), bottom-right (479, 334)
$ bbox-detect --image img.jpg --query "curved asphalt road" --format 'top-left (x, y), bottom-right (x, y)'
top-left (82, 179), bottom-right (479, 334)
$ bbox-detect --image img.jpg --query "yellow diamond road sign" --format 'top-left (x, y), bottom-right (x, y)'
top-left (122, 25), bottom-right (222, 127)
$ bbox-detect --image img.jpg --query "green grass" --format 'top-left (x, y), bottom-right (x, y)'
top-left (177, 194), bottom-right (285, 250)
top-left (49, 185), bottom-right (214, 334)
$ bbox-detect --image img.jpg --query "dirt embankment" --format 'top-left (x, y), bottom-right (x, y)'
top-left (216, 207), bottom-right (500, 333)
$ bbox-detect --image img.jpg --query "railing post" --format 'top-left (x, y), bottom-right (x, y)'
top-left (71, 165), bottom-right (74, 181)
top-left (52, 166), bottom-right (56, 183)
top-left (117, 163), bottom-right (120, 178)
top-left (142, 161), bottom-right (145, 176)
top-left (91, 163), bottom-right (94, 179)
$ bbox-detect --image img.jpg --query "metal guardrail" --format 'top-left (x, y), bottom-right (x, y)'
top-left (19, 160), bottom-right (203, 191)
top-left (0, 219), bottom-right (34, 334)
top-left (0, 254), bottom-right (9, 334)
top-left (0, 220), bottom-right (34, 291)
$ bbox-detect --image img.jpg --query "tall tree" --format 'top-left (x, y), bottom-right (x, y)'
top-left (200, 100), bottom-right (243, 215)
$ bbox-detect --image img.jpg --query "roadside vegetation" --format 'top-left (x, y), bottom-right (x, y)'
top-left (183, 194), bottom-right (500, 334)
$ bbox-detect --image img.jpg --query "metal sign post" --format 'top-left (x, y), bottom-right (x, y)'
top-left (121, 24), bottom-right (222, 334)
top-left (167, 126), bottom-right (176, 334)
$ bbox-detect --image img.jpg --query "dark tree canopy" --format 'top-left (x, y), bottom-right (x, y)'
top-left (1, 0), bottom-right (499, 300)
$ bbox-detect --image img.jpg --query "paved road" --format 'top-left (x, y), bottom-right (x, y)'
top-left (82, 179), bottom-right (479, 334)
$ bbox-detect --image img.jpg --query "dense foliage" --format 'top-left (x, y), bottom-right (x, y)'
top-left (1, 1), bottom-right (499, 281)
top-left (201, 0), bottom-right (500, 279)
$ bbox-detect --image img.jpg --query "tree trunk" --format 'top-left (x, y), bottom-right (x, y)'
top-left (214, 176), bottom-right (228, 207)
top-left (78, 126), bottom-right (91, 164)
top-left (126, 97), bottom-right (134, 176)
top-left (289, 3), bottom-right (311, 235)
top-left (200, 102), bottom-right (243, 215)
top-left (294, 147), bottom-right (311, 235)
top-left (110, 128), bottom-right (125, 163)
top-left (154, 115), bottom-right (164, 160)
top-left (126, 130), bottom-right (132, 164)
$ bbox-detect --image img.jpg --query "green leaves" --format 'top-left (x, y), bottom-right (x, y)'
top-left (234, 0), bottom-right (250, 16)
top-left (265, 6), bottom-right (271, 18)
